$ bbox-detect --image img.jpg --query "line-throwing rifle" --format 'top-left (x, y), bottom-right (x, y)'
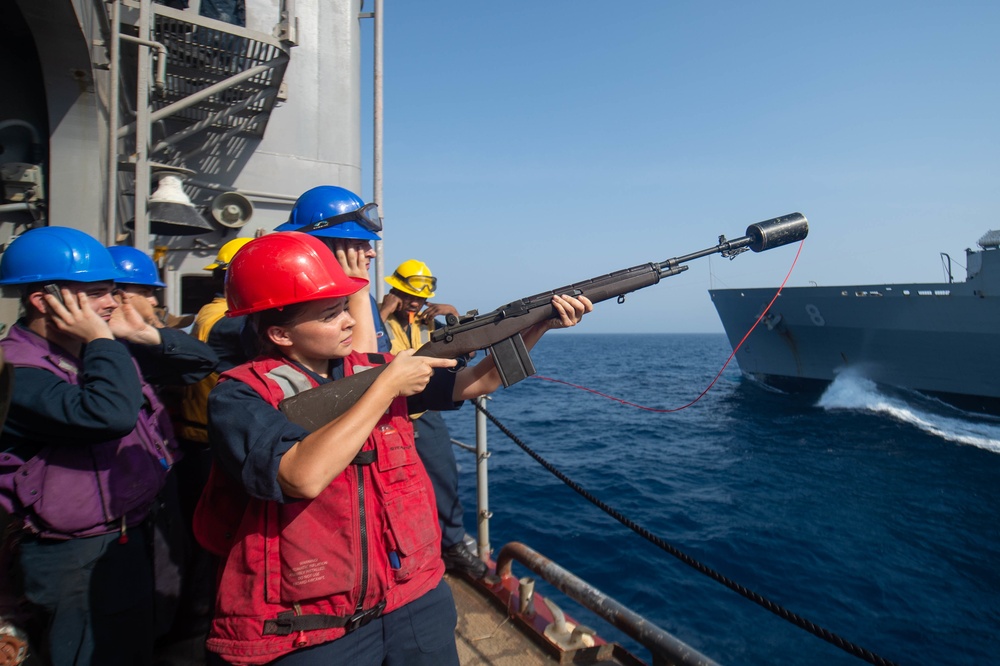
top-left (280, 212), bottom-right (808, 431)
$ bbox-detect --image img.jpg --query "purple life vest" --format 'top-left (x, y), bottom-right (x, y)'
top-left (0, 325), bottom-right (176, 539)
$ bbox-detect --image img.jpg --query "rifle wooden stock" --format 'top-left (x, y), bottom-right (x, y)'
top-left (279, 212), bottom-right (808, 431)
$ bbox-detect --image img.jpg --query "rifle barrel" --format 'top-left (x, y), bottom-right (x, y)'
top-left (657, 212), bottom-right (807, 275)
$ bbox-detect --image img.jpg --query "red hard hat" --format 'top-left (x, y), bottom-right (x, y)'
top-left (225, 232), bottom-right (369, 317)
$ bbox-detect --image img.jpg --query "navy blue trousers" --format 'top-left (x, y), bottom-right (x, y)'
top-left (207, 580), bottom-right (459, 666)
top-left (18, 528), bottom-right (154, 666)
top-left (413, 411), bottom-right (465, 548)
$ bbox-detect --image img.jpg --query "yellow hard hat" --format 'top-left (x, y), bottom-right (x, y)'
top-left (203, 237), bottom-right (254, 271)
top-left (386, 259), bottom-right (437, 298)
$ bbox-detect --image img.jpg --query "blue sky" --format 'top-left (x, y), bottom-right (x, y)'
top-left (359, 2), bottom-right (1000, 333)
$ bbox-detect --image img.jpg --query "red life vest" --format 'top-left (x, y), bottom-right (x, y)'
top-left (195, 352), bottom-right (443, 665)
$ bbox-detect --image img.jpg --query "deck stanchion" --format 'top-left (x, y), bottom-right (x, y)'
top-left (475, 396), bottom-right (491, 561)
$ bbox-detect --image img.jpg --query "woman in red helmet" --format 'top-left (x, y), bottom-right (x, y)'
top-left (197, 232), bottom-right (590, 665)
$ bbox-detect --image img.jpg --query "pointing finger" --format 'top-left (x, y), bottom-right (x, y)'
top-left (425, 357), bottom-right (458, 369)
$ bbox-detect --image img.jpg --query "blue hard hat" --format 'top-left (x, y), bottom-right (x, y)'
top-left (107, 246), bottom-right (166, 288)
top-left (275, 185), bottom-right (382, 241)
top-left (0, 227), bottom-right (123, 285)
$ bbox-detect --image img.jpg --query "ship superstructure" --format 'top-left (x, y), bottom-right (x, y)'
top-left (1, 0), bottom-right (364, 324)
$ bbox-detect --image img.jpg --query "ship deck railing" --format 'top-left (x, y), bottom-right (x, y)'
top-left (447, 398), bottom-right (719, 666)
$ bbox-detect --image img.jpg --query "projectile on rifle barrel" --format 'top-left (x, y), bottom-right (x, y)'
top-left (745, 212), bottom-right (808, 253)
top-left (662, 212), bottom-right (807, 273)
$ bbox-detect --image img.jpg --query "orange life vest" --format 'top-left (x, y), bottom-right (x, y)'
top-left (195, 352), bottom-right (443, 665)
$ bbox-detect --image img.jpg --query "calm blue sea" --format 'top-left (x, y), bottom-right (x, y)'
top-left (441, 333), bottom-right (1000, 666)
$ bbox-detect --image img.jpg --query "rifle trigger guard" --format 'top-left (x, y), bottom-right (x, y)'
top-left (617, 294), bottom-right (626, 304)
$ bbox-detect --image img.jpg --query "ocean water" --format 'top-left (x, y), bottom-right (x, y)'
top-left (441, 333), bottom-right (1000, 666)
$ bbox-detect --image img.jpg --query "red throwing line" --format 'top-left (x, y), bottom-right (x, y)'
top-left (531, 239), bottom-right (805, 412)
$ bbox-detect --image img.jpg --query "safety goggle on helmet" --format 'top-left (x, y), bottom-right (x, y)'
top-left (385, 259), bottom-right (437, 298)
top-left (275, 185), bottom-right (382, 241)
top-left (298, 203), bottom-right (382, 236)
top-left (277, 186), bottom-right (382, 241)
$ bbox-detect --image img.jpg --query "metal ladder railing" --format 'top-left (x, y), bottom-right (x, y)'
top-left (107, 0), bottom-right (291, 247)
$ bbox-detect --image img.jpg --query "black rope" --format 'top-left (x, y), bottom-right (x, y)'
top-left (475, 402), bottom-right (899, 666)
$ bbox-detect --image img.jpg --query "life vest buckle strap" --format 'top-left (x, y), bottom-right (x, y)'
top-left (261, 600), bottom-right (387, 636)
top-left (345, 599), bottom-right (387, 633)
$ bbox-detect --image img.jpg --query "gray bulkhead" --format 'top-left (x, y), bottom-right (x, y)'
top-left (0, 0), bottom-right (365, 327)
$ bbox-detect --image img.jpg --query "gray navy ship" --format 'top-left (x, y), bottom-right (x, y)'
top-left (710, 230), bottom-right (1000, 416)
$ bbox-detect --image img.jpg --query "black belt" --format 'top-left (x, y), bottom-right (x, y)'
top-left (351, 450), bottom-right (376, 466)
top-left (262, 600), bottom-right (387, 636)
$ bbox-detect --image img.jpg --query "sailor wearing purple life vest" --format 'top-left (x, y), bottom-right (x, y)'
top-left (0, 227), bottom-right (218, 665)
top-left (197, 231), bottom-right (591, 665)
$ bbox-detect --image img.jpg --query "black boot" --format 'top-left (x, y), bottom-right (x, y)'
top-left (442, 542), bottom-right (488, 579)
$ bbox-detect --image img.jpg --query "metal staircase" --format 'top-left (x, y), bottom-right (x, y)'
top-left (111, 0), bottom-right (292, 245)
top-left (149, 4), bottom-right (289, 142)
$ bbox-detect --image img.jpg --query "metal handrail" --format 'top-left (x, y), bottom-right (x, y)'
top-left (496, 542), bottom-right (720, 666)
top-left (115, 57), bottom-right (287, 139)
top-left (119, 33), bottom-right (168, 95)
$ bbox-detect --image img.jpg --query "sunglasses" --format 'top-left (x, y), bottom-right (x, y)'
top-left (299, 203), bottom-right (382, 234)
top-left (393, 272), bottom-right (437, 295)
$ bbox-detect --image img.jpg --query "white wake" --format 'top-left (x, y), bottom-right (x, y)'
top-left (816, 371), bottom-right (1000, 453)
